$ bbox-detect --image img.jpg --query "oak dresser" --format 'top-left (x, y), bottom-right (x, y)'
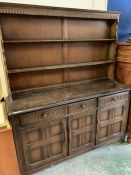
top-left (0, 3), bottom-right (130, 175)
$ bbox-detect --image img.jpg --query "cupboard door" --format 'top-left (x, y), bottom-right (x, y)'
top-left (96, 102), bottom-right (129, 145)
top-left (69, 110), bottom-right (96, 155)
top-left (20, 118), bottom-right (67, 172)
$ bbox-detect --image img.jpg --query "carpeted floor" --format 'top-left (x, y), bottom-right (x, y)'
top-left (33, 142), bottom-right (131, 175)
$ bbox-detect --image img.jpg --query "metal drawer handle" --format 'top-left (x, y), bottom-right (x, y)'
top-left (111, 97), bottom-right (117, 101)
top-left (81, 104), bottom-right (86, 108)
top-left (64, 128), bottom-right (67, 144)
top-left (42, 113), bottom-right (47, 118)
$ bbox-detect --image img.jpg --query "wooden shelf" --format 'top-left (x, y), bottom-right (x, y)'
top-left (8, 60), bottom-right (114, 74)
top-left (117, 59), bottom-right (131, 64)
top-left (4, 39), bottom-right (116, 44)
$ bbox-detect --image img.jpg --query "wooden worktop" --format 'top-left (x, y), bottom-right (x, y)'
top-left (8, 78), bottom-right (130, 115)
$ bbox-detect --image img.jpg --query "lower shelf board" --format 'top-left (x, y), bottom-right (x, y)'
top-left (8, 60), bottom-right (114, 74)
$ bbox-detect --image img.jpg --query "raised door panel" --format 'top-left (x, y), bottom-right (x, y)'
top-left (20, 118), bottom-right (67, 172)
top-left (96, 102), bottom-right (129, 145)
top-left (69, 110), bottom-right (96, 155)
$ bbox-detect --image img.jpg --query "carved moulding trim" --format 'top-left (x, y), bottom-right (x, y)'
top-left (0, 3), bottom-right (120, 20)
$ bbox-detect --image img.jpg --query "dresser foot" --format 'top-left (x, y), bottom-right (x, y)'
top-left (127, 133), bottom-right (131, 143)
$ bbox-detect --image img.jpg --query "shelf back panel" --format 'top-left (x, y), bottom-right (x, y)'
top-left (9, 69), bottom-right (64, 91)
top-left (68, 65), bottom-right (107, 83)
top-left (67, 42), bottom-right (110, 64)
top-left (0, 15), bottom-right (63, 40)
top-left (67, 19), bottom-right (113, 39)
top-left (1, 15), bottom-right (116, 41)
top-left (5, 43), bottom-right (64, 69)
top-left (9, 65), bottom-right (107, 91)
top-left (5, 41), bottom-right (110, 69)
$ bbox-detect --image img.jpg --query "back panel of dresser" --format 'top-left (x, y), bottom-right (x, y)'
top-left (0, 12), bottom-right (118, 95)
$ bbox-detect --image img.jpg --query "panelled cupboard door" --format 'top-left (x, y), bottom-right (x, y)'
top-left (96, 102), bottom-right (128, 145)
top-left (69, 110), bottom-right (96, 155)
top-left (20, 118), bottom-right (67, 172)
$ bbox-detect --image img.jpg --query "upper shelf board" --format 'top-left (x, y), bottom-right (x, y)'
top-left (4, 39), bottom-right (116, 44)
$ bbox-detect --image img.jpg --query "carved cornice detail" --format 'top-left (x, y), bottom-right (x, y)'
top-left (0, 3), bottom-right (120, 20)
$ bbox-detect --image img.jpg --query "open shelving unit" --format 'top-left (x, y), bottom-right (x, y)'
top-left (3, 37), bottom-right (117, 94)
top-left (0, 3), bottom-right (118, 98)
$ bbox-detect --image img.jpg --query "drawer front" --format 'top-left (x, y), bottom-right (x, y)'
top-left (98, 92), bottom-right (129, 108)
top-left (19, 105), bottom-right (67, 126)
top-left (68, 99), bottom-right (97, 115)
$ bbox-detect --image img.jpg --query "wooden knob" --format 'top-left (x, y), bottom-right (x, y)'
top-left (111, 97), bottom-right (116, 101)
top-left (81, 104), bottom-right (86, 108)
top-left (42, 113), bottom-right (47, 118)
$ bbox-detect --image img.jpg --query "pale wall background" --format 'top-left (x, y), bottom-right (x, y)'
top-left (0, 0), bottom-right (108, 126)
top-left (0, 0), bottom-right (108, 10)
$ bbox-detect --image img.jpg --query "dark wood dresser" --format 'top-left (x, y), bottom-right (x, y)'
top-left (116, 42), bottom-right (131, 142)
top-left (0, 3), bottom-right (130, 175)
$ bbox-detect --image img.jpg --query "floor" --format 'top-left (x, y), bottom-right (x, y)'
top-left (33, 142), bottom-right (131, 175)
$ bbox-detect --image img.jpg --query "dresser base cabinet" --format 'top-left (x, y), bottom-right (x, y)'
top-left (11, 91), bottom-right (130, 175)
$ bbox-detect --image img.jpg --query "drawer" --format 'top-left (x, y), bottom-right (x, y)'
top-left (68, 98), bottom-right (97, 115)
top-left (19, 105), bottom-right (67, 126)
top-left (98, 91), bottom-right (129, 108)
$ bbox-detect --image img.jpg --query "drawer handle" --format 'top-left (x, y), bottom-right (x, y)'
top-left (111, 97), bottom-right (117, 101)
top-left (81, 104), bottom-right (86, 108)
top-left (64, 128), bottom-right (67, 144)
top-left (42, 113), bottom-right (47, 118)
